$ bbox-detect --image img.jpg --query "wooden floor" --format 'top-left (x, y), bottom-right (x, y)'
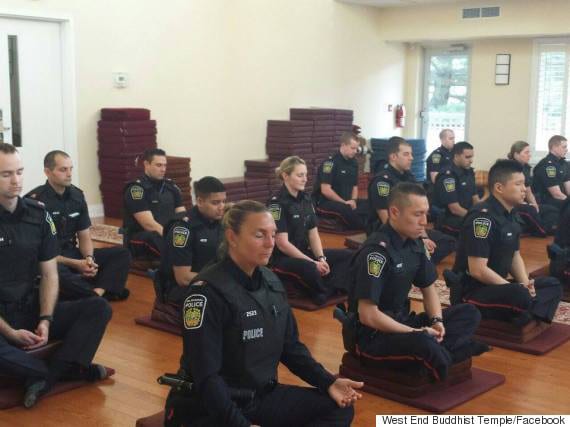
top-left (0, 224), bottom-right (568, 426)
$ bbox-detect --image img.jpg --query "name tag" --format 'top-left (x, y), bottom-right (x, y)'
top-left (293, 214), bottom-right (300, 219)
top-left (199, 238), bottom-right (208, 243)
top-left (68, 212), bottom-right (80, 218)
top-left (396, 263), bottom-right (403, 268)
top-left (245, 310), bottom-right (257, 317)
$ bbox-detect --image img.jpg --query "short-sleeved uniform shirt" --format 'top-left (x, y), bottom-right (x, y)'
top-left (554, 199), bottom-right (570, 247)
top-left (532, 153), bottom-right (570, 203)
top-left (123, 175), bottom-right (183, 232)
top-left (433, 165), bottom-right (477, 213)
top-left (522, 163), bottom-right (532, 189)
top-left (426, 146), bottom-right (453, 182)
top-left (367, 163), bottom-right (416, 228)
top-left (268, 186), bottom-right (317, 258)
top-left (313, 151), bottom-right (358, 203)
top-left (350, 224), bottom-right (437, 318)
top-left (0, 198), bottom-right (59, 302)
top-left (160, 205), bottom-right (222, 288)
top-left (453, 196), bottom-right (521, 282)
top-left (26, 182), bottom-right (91, 251)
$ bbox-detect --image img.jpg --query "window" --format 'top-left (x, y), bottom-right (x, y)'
top-left (531, 40), bottom-right (570, 153)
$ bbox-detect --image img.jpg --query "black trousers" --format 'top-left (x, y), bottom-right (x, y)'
top-left (58, 247), bottom-right (131, 300)
top-left (167, 384), bottom-right (354, 427)
top-left (357, 304), bottom-right (481, 381)
top-left (426, 229), bottom-right (456, 265)
top-left (272, 249), bottom-right (353, 304)
top-left (127, 230), bottom-right (163, 259)
top-left (316, 200), bottom-right (364, 230)
top-left (514, 204), bottom-right (546, 237)
top-left (0, 296), bottom-right (112, 381)
top-left (463, 277), bottom-right (562, 323)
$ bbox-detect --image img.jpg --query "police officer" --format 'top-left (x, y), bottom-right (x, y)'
top-left (367, 137), bottom-right (455, 264)
top-left (426, 128), bottom-right (455, 184)
top-left (123, 148), bottom-right (186, 259)
top-left (0, 143), bottom-right (112, 408)
top-left (165, 200), bottom-right (362, 427)
top-left (158, 176), bottom-right (226, 305)
top-left (509, 141), bottom-right (556, 236)
top-left (452, 159), bottom-right (562, 325)
top-left (27, 150), bottom-right (131, 301)
top-left (268, 156), bottom-right (353, 306)
top-left (532, 135), bottom-right (570, 210)
top-left (348, 182), bottom-right (486, 381)
top-left (313, 132), bottom-right (364, 230)
top-left (433, 142), bottom-right (479, 236)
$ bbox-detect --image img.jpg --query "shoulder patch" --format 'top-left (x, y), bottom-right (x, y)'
top-left (443, 177), bottom-right (456, 192)
top-left (432, 153), bottom-right (441, 164)
top-left (367, 252), bottom-right (386, 278)
top-left (172, 226), bottom-right (190, 248)
top-left (45, 212), bottom-right (57, 235)
top-left (268, 203), bottom-right (282, 221)
top-left (377, 181), bottom-right (390, 197)
top-left (183, 294), bottom-right (207, 329)
top-left (323, 160), bottom-right (334, 174)
top-left (473, 217), bottom-right (491, 239)
top-left (130, 185), bottom-right (144, 200)
top-left (546, 165), bottom-right (557, 178)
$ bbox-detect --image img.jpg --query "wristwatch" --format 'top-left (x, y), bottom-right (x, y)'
top-left (430, 316), bottom-right (444, 326)
top-left (317, 255), bottom-right (327, 262)
top-left (39, 315), bottom-right (54, 323)
top-left (85, 255), bottom-right (95, 262)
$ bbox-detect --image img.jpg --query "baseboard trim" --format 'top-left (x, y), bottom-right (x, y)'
top-left (89, 203), bottom-right (104, 219)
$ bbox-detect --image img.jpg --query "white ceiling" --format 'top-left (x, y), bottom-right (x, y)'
top-left (337, 0), bottom-right (472, 8)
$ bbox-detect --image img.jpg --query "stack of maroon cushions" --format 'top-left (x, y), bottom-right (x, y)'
top-left (165, 156), bottom-right (192, 210)
top-left (220, 177), bottom-right (247, 203)
top-left (266, 120), bottom-right (313, 160)
top-left (98, 108), bottom-right (157, 218)
top-left (244, 159), bottom-right (282, 200)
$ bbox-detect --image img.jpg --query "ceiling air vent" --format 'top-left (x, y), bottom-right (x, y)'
top-left (462, 8), bottom-right (481, 19)
top-left (481, 6), bottom-right (500, 17)
top-left (462, 6), bottom-right (500, 19)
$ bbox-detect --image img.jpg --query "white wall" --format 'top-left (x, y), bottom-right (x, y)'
top-left (0, 0), bottom-right (406, 206)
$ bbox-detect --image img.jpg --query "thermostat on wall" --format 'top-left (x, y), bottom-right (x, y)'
top-left (113, 72), bottom-right (129, 88)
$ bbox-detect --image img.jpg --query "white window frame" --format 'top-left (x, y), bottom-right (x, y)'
top-left (528, 37), bottom-right (570, 163)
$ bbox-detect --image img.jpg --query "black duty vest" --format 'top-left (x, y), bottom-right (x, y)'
top-left (0, 200), bottom-right (46, 302)
top-left (192, 264), bottom-right (289, 391)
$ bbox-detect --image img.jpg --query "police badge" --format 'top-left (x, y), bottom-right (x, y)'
top-left (377, 181), bottom-right (390, 197)
top-left (323, 161), bottom-right (334, 174)
top-left (269, 204), bottom-right (282, 221)
top-left (443, 178), bottom-right (456, 192)
top-left (183, 294), bottom-right (207, 329)
top-left (130, 185), bottom-right (144, 200)
top-left (172, 226), bottom-right (190, 248)
top-left (546, 166), bottom-right (557, 178)
top-left (473, 217), bottom-right (491, 239)
top-left (367, 252), bottom-right (386, 278)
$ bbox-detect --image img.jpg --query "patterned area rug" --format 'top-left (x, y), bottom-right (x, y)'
top-left (90, 224), bottom-right (122, 245)
top-left (409, 280), bottom-right (570, 326)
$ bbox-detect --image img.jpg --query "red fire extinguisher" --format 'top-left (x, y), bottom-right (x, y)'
top-left (395, 104), bottom-right (406, 128)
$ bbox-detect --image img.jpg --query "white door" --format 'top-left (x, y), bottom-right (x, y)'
top-left (0, 17), bottom-right (65, 193)
top-left (421, 48), bottom-right (471, 153)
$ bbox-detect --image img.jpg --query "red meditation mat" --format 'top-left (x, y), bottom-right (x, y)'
top-left (475, 323), bottom-right (570, 355)
top-left (0, 367), bottom-right (115, 409)
top-left (340, 361), bottom-right (504, 413)
top-left (98, 120), bottom-right (156, 129)
top-left (100, 108), bottom-right (150, 121)
top-left (98, 144), bottom-right (156, 157)
top-left (98, 135), bottom-right (157, 146)
top-left (98, 127), bottom-right (157, 138)
top-left (266, 136), bottom-right (312, 144)
top-left (317, 216), bottom-right (363, 235)
top-left (136, 411), bottom-right (164, 427)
